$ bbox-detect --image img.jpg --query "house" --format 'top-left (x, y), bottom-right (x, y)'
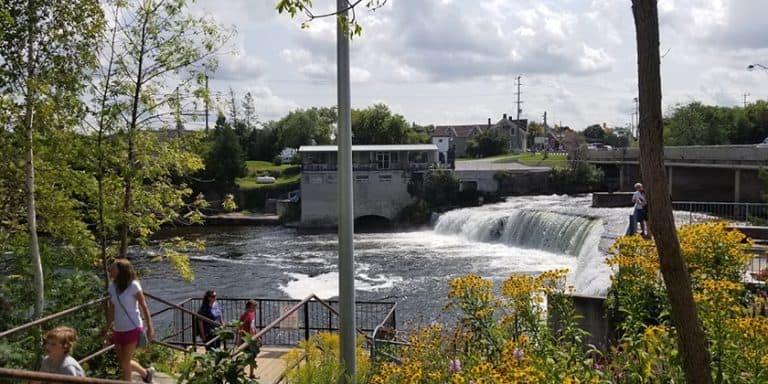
top-left (279, 147), bottom-right (297, 163)
top-left (431, 124), bottom-right (484, 158)
top-left (298, 144), bottom-right (441, 228)
top-left (432, 114), bottom-right (528, 158)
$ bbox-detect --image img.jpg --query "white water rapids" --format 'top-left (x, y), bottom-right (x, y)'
top-left (141, 194), bottom-right (631, 323)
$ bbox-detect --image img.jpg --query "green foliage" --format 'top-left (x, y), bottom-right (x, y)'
top-left (245, 122), bottom-right (281, 161)
top-left (583, 124), bottom-right (606, 141)
top-left (664, 100), bottom-right (768, 145)
top-left (549, 161), bottom-right (604, 193)
top-left (351, 103), bottom-right (424, 144)
top-left (276, 108), bottom-right (334, 149)
top-left (407, 170), bottom-right (459, 208)
top-left (466, 129), bottom-right (507, 158)
top-left (178, 323), bottom-right (261, 384)
top-left (283, 333), bottom-right (371, 384)
top-left (203, 115), bottom-right (247, 190)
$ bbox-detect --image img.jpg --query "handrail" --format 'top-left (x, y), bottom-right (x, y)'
top-left (0, 297), bottom-right (108, 338)
top-left (144, 292), bottom-right (221, 327)
top-left (0, 367), bottom-right (126, 384)
top-left (232, 293), bottom-right (372, 355)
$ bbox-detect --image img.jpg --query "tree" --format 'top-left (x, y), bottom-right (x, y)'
top-left (351, 103), bottom-right (415, 144)
top-left (204, 115), bottom-right (247, 189)
top-left (466, 129), bottom-right (507, 158)
top-left (277, 108), bottom-right (334, 149)
top-left (104, 0), bottom-right (229, 258)
top-left (583, 124), bottom-right (605, 142)
top-left (0, 0), bottom-right (103, 317)
top-left (242, 91), bottom-right (257, 128)
top-left (246, 121), bottom-right (281, 161)
top-left (632, 1), bottom-right (712, 382)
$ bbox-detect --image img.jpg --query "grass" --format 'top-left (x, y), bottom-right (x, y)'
top-left (237, 161), bottom-right (300, 190)
top-left (245, 160), bottom-right (292, 173)
top-left (492, 152), bottom-right (568, 168)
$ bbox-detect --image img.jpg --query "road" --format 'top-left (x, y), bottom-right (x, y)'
top-left (454, 158), bottom-right (551, 172)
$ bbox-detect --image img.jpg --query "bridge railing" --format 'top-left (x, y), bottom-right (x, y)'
top-left (671, 201), bottom-right (768, 226)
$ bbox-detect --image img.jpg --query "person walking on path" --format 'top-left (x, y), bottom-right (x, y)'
top-left (104, 259), bottom-right (155, 383)
top-left (197, 289), bottom-right (224, 350)
top-left (632, 182), bottom-right (650, 237)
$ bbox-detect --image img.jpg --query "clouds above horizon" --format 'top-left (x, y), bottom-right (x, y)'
top-left (189, 0), bottom-right (768, 130)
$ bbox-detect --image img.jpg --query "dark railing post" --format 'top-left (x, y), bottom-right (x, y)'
top-left (304, 301), bottom-right (310, 342)
top-left (180, 309), bottom-right (185, 345)
top-left (258, 299), bottom-right (264, 332)
top-left (328, 307), bottom-right (333, 332)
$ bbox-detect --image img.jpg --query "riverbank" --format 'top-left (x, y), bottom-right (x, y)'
top-left (203, 212), bottom-right (280, 225)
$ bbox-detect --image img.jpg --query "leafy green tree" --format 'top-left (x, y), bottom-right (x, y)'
top-left (466, 129), bottom-right (507, 158)
top-left (204, 115), bottom-right (247, 189)
top-left (246, 121), bottom-right (281, 161)
top-left (97, 0), bottom-right (229, 259)
top-left (277, 108), bottom-right (334, 149)
top-left (583, 124), bottom-right (605, 142)
top-left (351, 103), bottom-right (416, 144)
top-left (0, 0), bottom-right (104, 317)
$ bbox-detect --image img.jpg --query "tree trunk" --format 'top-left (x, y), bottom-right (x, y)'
top-left (24, 0), bottom-right (44, 319)
top-left (631, 1), bottom-right (712, 383)
top-left (119, 7), bottom-right (149, 258)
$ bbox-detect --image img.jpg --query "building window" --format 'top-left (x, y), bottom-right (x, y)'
top-left (438, 138), bottom-right (443, 143)
top-left (326, 174), bottom-right (337, 183)
top-left (355, 175), bottom-right (369, 183)
top-left (375, 152), bottom-right (391, 169)
top-left (309, 175), bottom-right (323, 184)
top-left (378, 174), bottom-right (392, 183)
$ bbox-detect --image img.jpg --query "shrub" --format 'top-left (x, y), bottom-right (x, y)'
top-left (283, 333), bottom-right (370, 384)
top-left (549, 161), bottom-right (603, 193)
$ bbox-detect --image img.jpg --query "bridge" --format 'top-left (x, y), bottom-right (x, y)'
top-left (584, 145), bottom-right (768, 202)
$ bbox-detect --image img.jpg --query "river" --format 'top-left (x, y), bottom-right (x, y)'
top-left (139, 194), bottom-right (635, 327)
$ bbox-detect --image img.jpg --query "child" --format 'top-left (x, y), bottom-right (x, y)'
top-left (40, 326), bottom-right (85, 378)
top-left (239, 300), bottom-right (259, 379)
top-left (239, 299), bottom-right (257, 339)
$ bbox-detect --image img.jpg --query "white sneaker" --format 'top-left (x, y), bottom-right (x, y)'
top-left (142, 367), bottom-right (155, 383)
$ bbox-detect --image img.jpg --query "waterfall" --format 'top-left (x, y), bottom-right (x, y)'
top-left (433, 206), bottom-right (609, 295)
top-left (434, 208), bottom-right (601, 256)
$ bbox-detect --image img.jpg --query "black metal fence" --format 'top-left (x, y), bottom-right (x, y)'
top-left (169, 297), bottom-right (396, 347)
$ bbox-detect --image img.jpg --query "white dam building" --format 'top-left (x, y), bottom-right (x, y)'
top-left (298, 144), bottom-right (441, 228)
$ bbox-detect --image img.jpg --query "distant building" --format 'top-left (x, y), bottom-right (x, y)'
top-left (298, 144), bottom-right (441, 227)
top-left (431, 124), bottom-right (484, 158)
top-left (279, 147), bottom-right (297, 163)
top-left (432, 114), bottom-right (527, 157)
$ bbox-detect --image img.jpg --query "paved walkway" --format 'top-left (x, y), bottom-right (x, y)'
top-left (129, 346), bottom-right (295, 383)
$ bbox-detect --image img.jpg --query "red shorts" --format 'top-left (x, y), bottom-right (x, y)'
top-left (112, 327), bottom-right (143, 345)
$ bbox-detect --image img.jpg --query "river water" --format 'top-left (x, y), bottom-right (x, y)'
top-left (140, 194), bottom-right (635, 326)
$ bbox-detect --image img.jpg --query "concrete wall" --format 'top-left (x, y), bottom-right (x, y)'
top-left (595, 162), bottom-right (764, 203)
top-left (300, 171), bottom-right (414, 227)
top-left (592, 192), bottom-right (634, 207)
top-left (549, 294), bottom-right (612, 351)
top-left (585, 145), bottom-right (768, 164)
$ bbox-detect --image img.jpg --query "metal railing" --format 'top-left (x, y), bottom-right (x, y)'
top-left (672, 201), bottom-right (768, 225)
top-left (0, 292), bottom-right (231, 383)
top-left (302, 162), bottom-right (448, 172)
top-left (168, 296), bottom-right (396, 348)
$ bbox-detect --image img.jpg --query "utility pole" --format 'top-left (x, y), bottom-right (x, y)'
top-left (743, 92), bottom-right (750, 108)
top-left (515, 75), bottom-right (523, 121)
top-left (543, 111), bottom-right (547, 129)
top-left (633, 97), bottom-right (639, 138)
top-left (336, 0), bottom-right (356, 381)
top-left (204, 74), bottom-right (209, 133)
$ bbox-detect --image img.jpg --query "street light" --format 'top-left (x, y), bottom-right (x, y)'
top-left (747, 63), bottom-right (768, 71)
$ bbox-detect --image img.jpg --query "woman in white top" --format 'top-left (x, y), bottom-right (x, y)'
top-left (104, 259), bottom-right (155, 382)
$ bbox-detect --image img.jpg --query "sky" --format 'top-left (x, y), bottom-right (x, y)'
top-left (186, 0), bottom-right (768, 131)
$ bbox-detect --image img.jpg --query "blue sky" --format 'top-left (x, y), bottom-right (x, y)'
top-left (187, 0), bottom-right (768, 131)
